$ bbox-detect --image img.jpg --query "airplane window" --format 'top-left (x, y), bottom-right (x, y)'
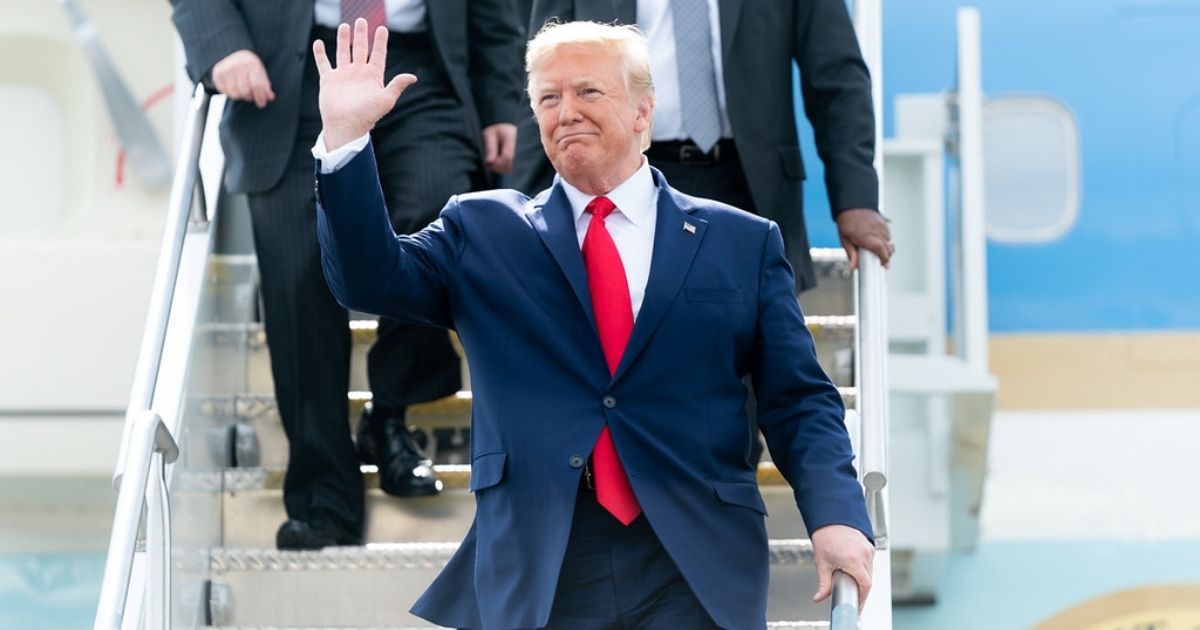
top-left (0, 84), bottom-right (65, 232)
top-left (981, 96), bottom-right (1081, 243)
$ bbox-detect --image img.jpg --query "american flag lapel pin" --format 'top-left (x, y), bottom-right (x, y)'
top-left (682, 221), bottom-right (696, 234)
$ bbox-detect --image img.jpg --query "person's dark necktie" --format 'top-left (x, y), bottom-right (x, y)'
top-left (341, 0), bottom-right (387, 34)
top-left (582, 196), bottom-right (641, 525)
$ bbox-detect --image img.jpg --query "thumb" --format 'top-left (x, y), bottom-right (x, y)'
top-left (483, 129), bottom-right (500, 163)
top-left (842, 240), bottom-right (859, 271)
top-left (385, 73), bottom-right (418, 101)
top-left (813, 567), bottom-right (833, 603)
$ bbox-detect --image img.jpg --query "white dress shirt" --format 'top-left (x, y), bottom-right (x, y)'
top-left (637, 0), bottom-right (733, 142)
top-left (313, 135), bottom-right (659, 319)
top-left (559, 160), bottom-right (658, 319)
top-left (314, 0), bottom-right (427, 32)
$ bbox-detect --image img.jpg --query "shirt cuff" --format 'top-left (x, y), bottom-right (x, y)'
top-left (312, 132), bottom-right (371, 173)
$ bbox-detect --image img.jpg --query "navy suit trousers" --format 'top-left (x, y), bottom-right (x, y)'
top-left (461, 480), bottom-right (723, 629)
top-left (527, 482), bottom-right (722, 629)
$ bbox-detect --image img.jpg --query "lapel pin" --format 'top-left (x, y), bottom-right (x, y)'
top-left (682, 222), bottom-right (696, 234)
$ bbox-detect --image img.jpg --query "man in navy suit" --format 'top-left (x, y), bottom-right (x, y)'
top-left (313, 19), bottom-right (873, 630)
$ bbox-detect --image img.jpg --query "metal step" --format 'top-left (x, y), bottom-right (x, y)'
top-left (206, 464), bottom-right (810, 547)
top-left (195, 387), bottom-right (857, 470)
top-left (803, 248), bottom-right (855, 318)
top-left (205, 541), bottom-right (825, 627)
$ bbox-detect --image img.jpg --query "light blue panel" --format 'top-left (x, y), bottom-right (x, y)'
top-left (800, 0), bottom-right (1200, 331)
top-left (894, 541), bottom-right (1200, 630)
top-left (0, 553), bottom-right (104, 630)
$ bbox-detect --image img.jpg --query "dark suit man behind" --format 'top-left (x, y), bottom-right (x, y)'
top-left (314, 20), bottom-right (873, 629)
top-left (170, 0), bottom-right (525, 549)
top-left (514, 0), bottom-right (895, 288)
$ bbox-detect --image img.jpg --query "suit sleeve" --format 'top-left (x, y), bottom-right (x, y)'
top-left (751, 222), bottom-right (873, 541)
top-left (170, 0), bottom-right (255, 85)
top-left (316, 141), bottom-right (461, 329)
top-left (794, 0), bottom-right (879, 215)
top-left (467, 0), bottom-right (527, 128)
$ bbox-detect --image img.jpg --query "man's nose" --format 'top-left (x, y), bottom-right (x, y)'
top-left (557, 94), bottom-right (583, 125)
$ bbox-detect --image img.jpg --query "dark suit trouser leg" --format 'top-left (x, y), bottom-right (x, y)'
top-left (538, 488), bottom-right (722, 630)
top-left (362, 36), bottom-right (479, 415)
top-left (245, 53), bottom-right (363, 534)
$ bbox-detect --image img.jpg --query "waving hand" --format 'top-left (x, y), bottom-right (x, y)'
top-left (312, 19), bottom-right (418, 151)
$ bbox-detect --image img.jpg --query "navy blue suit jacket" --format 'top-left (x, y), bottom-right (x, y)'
top-left (316, 144), bottom-right (871, 630)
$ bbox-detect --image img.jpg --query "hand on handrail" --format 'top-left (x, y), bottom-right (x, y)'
top-left (811, 524), bottom-right (874, 612)
top-left (836, 208), bottom-right (894, 270)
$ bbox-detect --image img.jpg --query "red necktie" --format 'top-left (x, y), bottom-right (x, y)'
top-left (582, 196), bottom-right (642, 525)
top-left (341, 0), bottom-right (387, 34)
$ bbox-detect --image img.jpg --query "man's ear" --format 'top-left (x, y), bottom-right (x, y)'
top-left (633, 94), bottom-right (654, 134)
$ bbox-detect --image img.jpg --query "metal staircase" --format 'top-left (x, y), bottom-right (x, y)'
top-left (94, 82), bottom-right (893, 628)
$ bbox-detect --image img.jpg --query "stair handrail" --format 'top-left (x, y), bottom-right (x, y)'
top-left (850, 0), bottom-right (892, 627)
top-left (857, 252), bottom-right (890, 546)
top-left (111, 84), bottom-right (212, 489)
top-left (96, 84), bottom-right (213, 629)
top-left (831, 571), bottom-right (861, 630)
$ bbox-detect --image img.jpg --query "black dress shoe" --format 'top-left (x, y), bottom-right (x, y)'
top-left (276, 519), bottom-right (360, 550)
top-left (356, 405), bottom-right (442, 497)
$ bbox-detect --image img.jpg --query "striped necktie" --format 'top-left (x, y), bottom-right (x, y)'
top-left (341, 0), bottom-right (387, 34)
top-left (671, 0), bottom-right (722, 153)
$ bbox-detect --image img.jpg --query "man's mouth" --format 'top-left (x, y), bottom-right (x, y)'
top-left (557, 132), bottom-right (595, 144)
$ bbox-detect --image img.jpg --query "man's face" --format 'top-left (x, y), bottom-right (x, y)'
top-left (530, 45), bottom-right (651, 184)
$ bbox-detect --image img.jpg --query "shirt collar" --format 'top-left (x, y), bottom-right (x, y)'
top-left (559, 158), bottom-right (657, 228)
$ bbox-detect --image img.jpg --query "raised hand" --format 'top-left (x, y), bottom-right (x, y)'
top-left (312, 18), bottom-right (418, 150)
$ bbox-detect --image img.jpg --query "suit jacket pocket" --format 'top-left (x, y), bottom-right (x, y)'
top-left (710, 479), bottom-right (768, 516)
top-left (686, 287), bottom-right (744, 304)
top-left (469, 451), bottom-right (507, 492)
top-left (779, 145), bottom-right (807, 180)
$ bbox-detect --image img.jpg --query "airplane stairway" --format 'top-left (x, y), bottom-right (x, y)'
top-left (94, 87), bottom-right (892, 630)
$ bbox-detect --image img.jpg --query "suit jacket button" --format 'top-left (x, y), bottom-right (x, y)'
top-left (569, 455), bottom-right (584, 469)
top-left (602, 396), bottom-right (617, 409)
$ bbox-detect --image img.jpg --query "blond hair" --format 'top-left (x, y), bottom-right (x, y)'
top-left (525, 20), bottom-right (655, 150)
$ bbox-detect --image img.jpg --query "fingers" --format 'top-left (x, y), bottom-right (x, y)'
top-left (370, 26), bottom-right (389, 71)
top-left (495, 128), bottom-right (516, 174)
top-left (812, 561), bottom-right (833, 603)
top-left (247, 67), bottom-right (274, 109)
top-left (811, 524), bottom-right (875, 612)
top-left (483, 129), bottom-right (500, 166)
top-left (352, 18), bottom-right (370, 65)
top-left (482, 124), bottom-right (517, 174)
top-left (313, 40), bottom-right (332, 76)
top-left (336, 22), bottom-right (351, 69)
top-left (836, 209), bottom-right (893, 269)
top-left (842, 239), bottom-right (859, 271)
top-left (851, 564), bottom-right (874, 611)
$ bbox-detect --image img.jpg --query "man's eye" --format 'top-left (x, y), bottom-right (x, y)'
top-left (539, 94), bottom-right (559, 104)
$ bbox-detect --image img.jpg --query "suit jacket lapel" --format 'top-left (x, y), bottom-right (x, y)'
top-left (613, 171), bottom-right (707, 382)
top-left (718, 0), bottom-right (744, 64)
top-left (527, 184), bottom-right (597, 330)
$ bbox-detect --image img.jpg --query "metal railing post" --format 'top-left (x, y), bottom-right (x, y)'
top-left (95, 411), bottom-right (179, 630)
